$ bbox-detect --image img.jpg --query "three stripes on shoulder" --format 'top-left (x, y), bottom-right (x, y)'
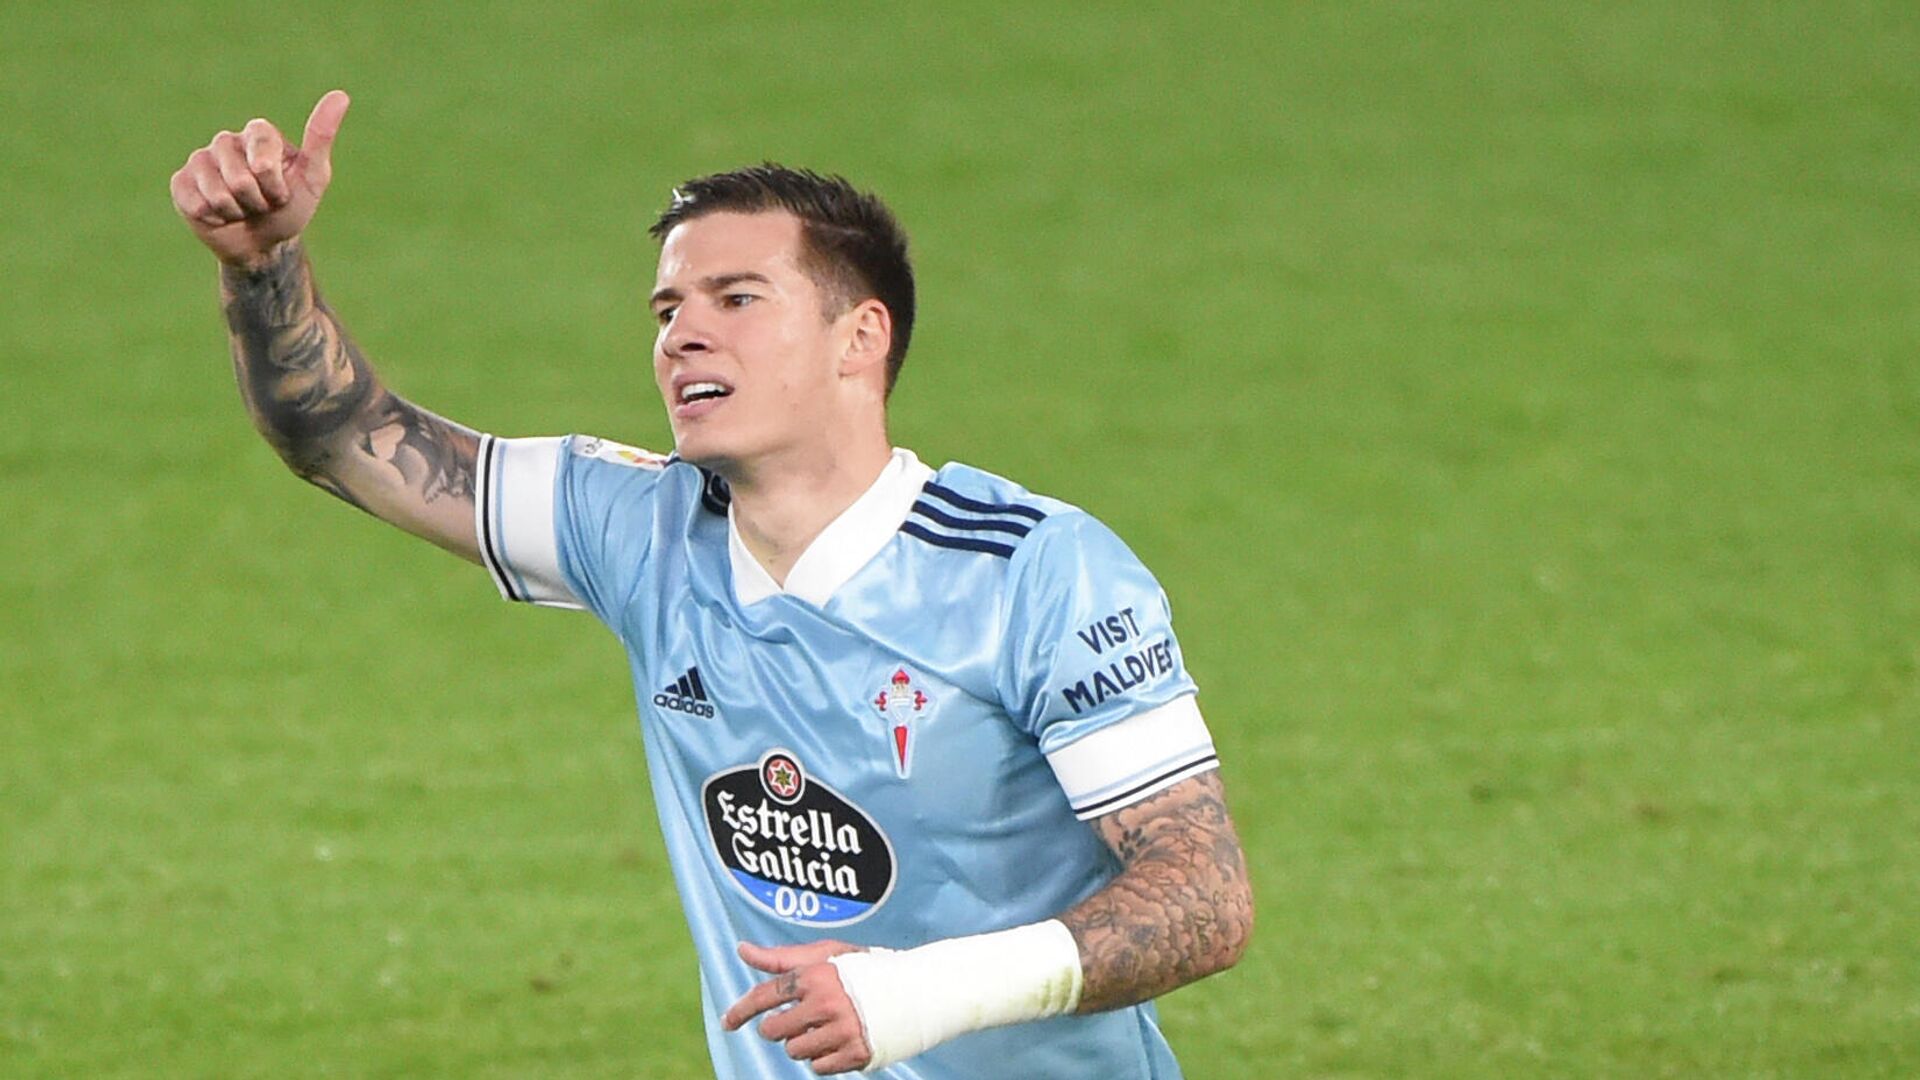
top-left (900, 482), bottom-right (1046, 559)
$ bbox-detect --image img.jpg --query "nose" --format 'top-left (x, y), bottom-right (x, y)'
top-left (661, 307), bottom-right (712, 358)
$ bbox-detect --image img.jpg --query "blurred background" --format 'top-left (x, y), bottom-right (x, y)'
top-left (3, 2), bottom-right (1916, 1075)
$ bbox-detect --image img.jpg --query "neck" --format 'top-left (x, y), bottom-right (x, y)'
top-left (725, 431), bottom-right (893, 585)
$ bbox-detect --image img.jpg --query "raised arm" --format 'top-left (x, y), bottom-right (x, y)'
top-left (171, 91), bottom-right (481, 561)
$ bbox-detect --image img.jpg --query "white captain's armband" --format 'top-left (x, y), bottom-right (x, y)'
top-left (475, 434), bottom-right (582, 609)
top-left (1044, 695), bottom-right (1218, 819)
top-left (830, 920), bottom-right (1083, 1070)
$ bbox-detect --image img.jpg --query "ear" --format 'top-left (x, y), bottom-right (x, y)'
top-left (838, 298), bottom-right (893, 382)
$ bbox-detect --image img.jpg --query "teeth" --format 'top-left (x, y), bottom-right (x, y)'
top-left (681, 381), bottom-right (730, 403)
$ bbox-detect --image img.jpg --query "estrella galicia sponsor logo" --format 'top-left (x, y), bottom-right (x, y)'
top-left (701, 749), bottom-right (895, 926)
top-left (653, 666), bottom-right (716, 719)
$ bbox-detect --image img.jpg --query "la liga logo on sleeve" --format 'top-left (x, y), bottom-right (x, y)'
top-left (701, 750), bottom-right (896, 926)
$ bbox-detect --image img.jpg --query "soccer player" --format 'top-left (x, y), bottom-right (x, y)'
top-left (171, 90), bottom-right (1253, 1077)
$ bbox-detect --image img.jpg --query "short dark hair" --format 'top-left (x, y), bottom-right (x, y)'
top-left (649, 164), bottom-right (916, 394)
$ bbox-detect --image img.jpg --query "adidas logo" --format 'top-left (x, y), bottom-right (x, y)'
top-left (652, 666), bottom-right (716, 718)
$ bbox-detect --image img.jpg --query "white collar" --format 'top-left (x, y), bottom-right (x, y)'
top-left (728, 448), bottom-right (935, 607)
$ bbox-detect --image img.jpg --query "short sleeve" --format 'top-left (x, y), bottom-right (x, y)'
top-left (476, 433), bottom-right (669, 621)
top-left (998, 513), bottom-right (1217, 819)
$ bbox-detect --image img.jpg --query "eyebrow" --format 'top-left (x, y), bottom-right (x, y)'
top-left (650, 271), bottom-right (774, 307)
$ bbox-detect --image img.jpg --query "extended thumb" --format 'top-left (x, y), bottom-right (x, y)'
top-left (301, 90), bottom-right (352, 166)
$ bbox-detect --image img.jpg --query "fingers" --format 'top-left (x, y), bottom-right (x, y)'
top-left (738, 939), bottom-right (856, 974)
top-left (169, 162), bottom-right (220, 226)
top-left (723, 958), bottom-right (872, 1075)
top-left (209, 130), bottom-right (270, 214)
top-left (807, 1040), bottom-right (872, 1076)
top-left (773, 1007), bottom-right (869, 1075)
top-left (172, 120), bottom-right (290, 227)
top-left (172, 94), bottom-right (348, 259)
top-left (721, 970), bottom-right (793, 1030)
top-left (184, 149), bottom-right (245, 223)
top-left (728, 941), bottom-right (866, 1028)
top-left (780, 1015), bottom-right (862, 1067)
top-left (241, 118), bottom-right (290, 205)
top-left (756, 990), bottom-right (824, 1042)
top-left (301, 90), bottom-right (351, 170)
top-left (737, 941), bottom-right (800, 975)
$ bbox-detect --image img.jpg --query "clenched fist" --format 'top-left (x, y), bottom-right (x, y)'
top-left (170, 90), bottom-right (350, 269)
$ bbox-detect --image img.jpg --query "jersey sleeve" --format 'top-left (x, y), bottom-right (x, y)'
top-left (475, 433), bottom-right (669, 622)
top-left (998, 512), bottom-right (1218, 820)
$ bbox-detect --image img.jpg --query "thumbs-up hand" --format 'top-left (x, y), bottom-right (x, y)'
top-left (170, 90), bottom-right (351, 269)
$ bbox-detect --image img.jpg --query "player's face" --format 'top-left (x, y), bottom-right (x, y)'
top-left (650, 211), bottom-right (855, 471)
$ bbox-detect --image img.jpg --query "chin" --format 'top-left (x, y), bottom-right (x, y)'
top-left (670, 438), bottom-right (718, 468)
top-left (669, 415), bottom-right (794, 478)
top-left (669, 429), bottom-right (740, 473)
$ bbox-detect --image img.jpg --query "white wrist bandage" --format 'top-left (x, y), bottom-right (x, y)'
top-left (828, 919), bottom-right (1084, 1071)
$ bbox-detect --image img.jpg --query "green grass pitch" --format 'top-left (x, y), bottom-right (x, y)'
top-left (3, 2), bottom-right (1918, 1076)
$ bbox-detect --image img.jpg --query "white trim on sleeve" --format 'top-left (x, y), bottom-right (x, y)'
top-left (475, 434), bottom-right (582, 609)
top-left (1045, 694), bottom-right (1217, 819)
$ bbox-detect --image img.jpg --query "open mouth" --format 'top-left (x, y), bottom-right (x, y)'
top-left (678, 381), bottom-right (734, 405)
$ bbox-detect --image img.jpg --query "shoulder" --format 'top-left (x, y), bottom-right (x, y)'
top-left (553, 434), bottom-right (713, 509)
top-left (932, 462), bottom-right (1150, 572)
top-left (896, 463), bottom-right (1161, 631)
top-left (899, 461), bottom-right (1093, 563)
top-left (567, 434), bottom-right (673, 471)
top-left (528, 433), bottom-right (719, 548)
top-left (921, 461), bottom-right (1080, 519)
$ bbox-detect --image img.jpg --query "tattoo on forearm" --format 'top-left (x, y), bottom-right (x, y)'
top-left (356, 392), bottom-right (477, 505)
top-left (1061, 772), bottom-right (1253, 1014)
top-left (220, 242), bottom-right (476, 515)
top-left (222, 243), bottom-right (372, 459)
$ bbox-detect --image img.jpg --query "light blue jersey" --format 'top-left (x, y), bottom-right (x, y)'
top-left (477, 435), bottom-right (1217, 1079)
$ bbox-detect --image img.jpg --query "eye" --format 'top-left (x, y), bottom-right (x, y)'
top-left (723, 293), bottom-right (757, 309)
top-left (654, 305), bottom-right (677, 326)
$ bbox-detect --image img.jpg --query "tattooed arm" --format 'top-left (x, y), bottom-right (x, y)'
top-left (1062, 770), bottom-right (1255, 1012)
top-left (724, 769), bottom-right (1254, 1072)
top-left (174, 91), bottom-right (481, 562)
top-left (221, 242), bottom-right (481, 561)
